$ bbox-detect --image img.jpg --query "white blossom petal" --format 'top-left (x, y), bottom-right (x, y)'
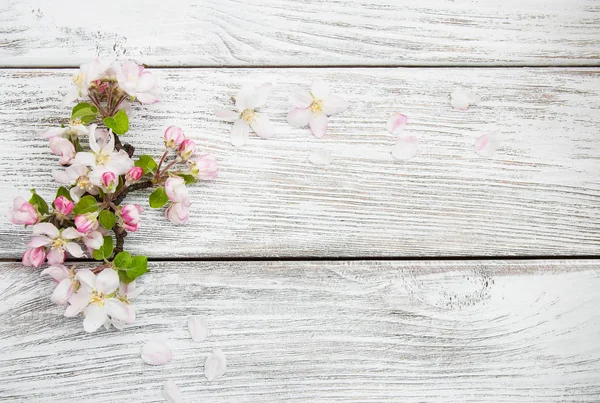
top-left (162, 380), bottom-right (183, 403)
top-left (322, 94), bottom-right (348, 116)
top-left (250, 115), bottom-right (274, 139)
top-left (41, 264), bottom-right (70, 282)
top-left (392, 136), bottom-right (419, 161)
top-left (32, 223), bottom-right (59, 238)
top-left (64, 290), bottom-right (90, 317)
top-left (254, 82), bottom-right (272, 108)
top-left (287, 108), bottom-right (312, 128)
top-left (450, 88), bottom-right (480, 111)
top-left (309, 114), bottom-right (328, 138)
top-left (204, 349), bottom-right (227, 381)
top-left (74, 269), bottom-right (96, 290)
top-left (87, 124), bottom-right (101, 153)
top-left (51, 278), bottom-right (73, 305)
top-left (62, 227), bottom-right (84, 240)
top-left (230, 119), bottom-right (250, 147)
top-left (105, 298), bottom-right (130, 322)
top-left (215, 108), bottom-right (240, 122)
top-left (235, 85), bottom-right (257, 112)
top-left (188, 316), bottom-right (209, 342)
top-left (83, 304), bottom-right (107, 333)
top-left (95, 268), bottom-right (120, 295)
top-left (65, 242), bottom-right (85, 258)
top-left (74, 152), bottom-right (96, 167)
top-left (475, 131), bottom-right (501, 158)
top-left (290, 87), bottom-right (313, 108)
top-left (28, 235), bottom-right (52, 248)
top-left (308, 150), bottom-right (333, 166)
top-left (141, 340), bottom-right (173, 366)
top-left (311, 79), bottom-right (330, 100)
top-left (386, 113), bottom-right (408, 135)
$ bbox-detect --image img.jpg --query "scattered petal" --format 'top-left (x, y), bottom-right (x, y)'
top-left (141, 340), bottom-right (173, 366)
top-left (250, 115), bottom-right (274, 139)
top-left (450, 88), bottom-right (480, 111)
top-left (308, 150), bottom-right (333, 166)
top-left (188, 316), bottom-right (209, 342)
top-left (204, 349), bottom-right (227, 381)
top-left (230, 119), bottom-right (250, 147)
top-left (162, 380), bottom-right (183, 403)
top-left (386, 113), bottom-right (408, 135)
top-left (309, 114), bottom-right (328, 138)
top-left (475, 131), bottom-right (501, 158)
top-left (392, 136), bottom-right (419, 160)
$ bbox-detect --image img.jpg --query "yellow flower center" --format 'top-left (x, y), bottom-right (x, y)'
top-left (89, 290), bottom-right (105, 306)
top-left (52, 237), bottom-right (67, 249)
top-left (70, 118), bottom-right (82, 126)
top-left (309, 99), bottom-right (323, 115)
top-left (241, 109), bottom-right (257, 124)
top-left (77, 176), bottom-right (92, 190)
top-left (95, 152), bottom-right (110, 166)
top-left (72, 74), bottom-right (84, 86)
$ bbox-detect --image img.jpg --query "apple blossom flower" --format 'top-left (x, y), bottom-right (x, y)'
top-left (178, 139), bottom-right (196, 161)
top-left (74, 124), bottom-right (134, 176)
top-left (125, 166), bottom-right (143, 184)
top-left (53, 164), bottom-right (99, 202)
top-left (163, 125), bottom-right (185, 149)
top-left (28, 223), bottom-right (85, 264)
top-left (119, 204), bottom-right (143, 232)
top-left (53, 196), bottom-right (74, 216)
top-left (164, 202), bottom-right (190, 225)
top-left (82, 230), bottom-right (104, 250)
top-left (8, 196), bottom-right (39, 225)
top-left (188, 153), bottom-right (218, 181)
top-left (63, 59), bottom-right (112, 105)
top-left (64, 268), bottom-right (129, 332)
top-left (42, 120), bottom-right (88, 140)
top-left (41, 264), bottom-right (76, 305)
top-left (287, 79), bottom-right (348, 138)
top-left (115, 61), bottom-right (159, 104)
top-left (109, 280), bottom-right (141, 330)
top-left (215, 83), bottom-right (274, 147)
top-left (165, 177), bottom-right (189, 204)
top-left (22, 246), bottom-right (46, 268)
top-left (74, 212), bottom-right (99, 234)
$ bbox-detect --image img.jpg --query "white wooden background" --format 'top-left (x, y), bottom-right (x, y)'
top-left (1, 0), bottom-right (599, 402)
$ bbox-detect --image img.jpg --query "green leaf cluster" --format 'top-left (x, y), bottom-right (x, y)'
top-left (29, 189), bottom-right (49, 215)
top-left (98, 210), bottom-right (116, 230)
top-left (149, 187), bottom-right (168, 208)
top-left (93, 236), bottom-right (114, 261)
top-left (135, 155), bottom-right (158, 175)
top-left (72, 195), bottom-right (99, 215)
top-left (103, 109), bottom-right (129, 135)
top-left (72, 102), bottom-right (98, 125)
top-left (113, 251), bottom-right (148, 283)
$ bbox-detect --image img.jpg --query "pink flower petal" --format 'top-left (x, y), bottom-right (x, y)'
top-left (475, 131), bottom-right (501, 158)
top-left (141, 340), bottom-right (173, 366)
top-left (162, 380), bottom-right (183, 403)
top-left (386, 113), bottom-right (408, 135)
top-left (204, 349), bottom-right (227, 381)
top-left (308, 150), bottom-right (333, 166)
top-left (188, 316), bottom-right (209, 342)
top-left (391, 136), bottom-right (419, 161)
top-left (309, 114), bottom-right (328, 138)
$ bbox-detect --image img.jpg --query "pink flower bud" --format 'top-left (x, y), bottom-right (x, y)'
top-left (120, 204), bottom-right (143, 232)
top-left (165, 202), bottom-right (189, 225)
top-left (53, 196), bottom-right (74, 215)
top-left (165, 177), bottom-right (190, 204)
top-left (189, 154), bottom-right (218, 181)
top-left (101, 171), bottom-right (118, 192)
top-left (8, 196), bottom-right (39, 225)
top-left (178, 139), bottom-right (196, 161)
top-left (74, 213), bottom-right (98, 234)
top-left (22, 247), bottom-right (46, 268)
top-left (164, 125), bottom-right (185, 148)
top-left (125, 166), bottom-right (143, 183)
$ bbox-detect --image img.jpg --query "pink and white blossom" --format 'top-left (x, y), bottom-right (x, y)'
top-left (165, 177), bottom-right (190, 204)
top-left (53, 164), bottom-right (99, 202)
top-left (64, 268), bottom-right (129, 333)
top-left (125, 166), bottom-right (143, 184)
top-left (28, 223), bottom-right (85, 264)
top-left (41, 264), bottom-right (76, 305)
top-left (74, 212), bottom-right (99, 234)
top-left (215, 83), bottom-right (274, 147)
top-left (90, 169), bottom-right (118, 193)
top-left (42, 121), bottom-right (88, 140)
top-left (8, 196), bottom-right (39, 225)
top-left (53, 196), bottom-right (74, 216)
top-left (165, 202), bottom-right (190, 225)
top-left (74, 125), bottom-right (134, 176)
top-left (63, 59), bottom-right (112, 105)
top-left (115, 61), bottom-right (159, 104)
top-left (287, 79), bottom-right (348, 138)
top-left (22, 246), bottom-right (46, 268)
top-left (188, 154), bottom-right (218, 181)
top-left (82, 230), bottom-right (104, 250)
top-left (163, 126), bottom-right (185, 149)
top-left (119, 204), bottom-right (143, 232)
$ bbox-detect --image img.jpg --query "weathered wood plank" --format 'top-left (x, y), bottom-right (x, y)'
top-left (1, 68), bottom-right (599, 258)
top-left (1, 260), bottom-right (599, 402)
top-left (1, 0), bottom-right (599, 67)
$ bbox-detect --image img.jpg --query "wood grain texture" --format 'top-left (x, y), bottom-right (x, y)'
top-left (1, 260), bottom-right (599, 402)
top-left (1, 68), bottom-right (599, 258)
top-left (1, 0), bottom-right (600, 67)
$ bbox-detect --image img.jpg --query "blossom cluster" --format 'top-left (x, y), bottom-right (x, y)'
top-left (8, 59), bottom-right (218, 332)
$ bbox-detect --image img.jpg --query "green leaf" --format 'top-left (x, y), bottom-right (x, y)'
top-left (103, 109), bottom-right (129, 135)
top-left (93, 236), bottom-right (114, 261)
top-left (119, 270), bottom-right (132, 284)
top-left (135, 155), bottom-right (158, 175)
top-left (55, 187), bottom-right (73, 202)
top-left (149, 187), bottom-right (168, 208)
top-left (98, 210), bottom-right (116, 230)
top-left (175, 173), bottom-right (196, 185)
top-left (72, 102), bottom-right (97, 124)
top-left (29, 190), bottom-right (49, 215)
top-left (113, 251), bottom-right (132, 269)
top-left (126, 255), bottom-right (148, 280)
top-left (72, 195), bottom-right (99, 215)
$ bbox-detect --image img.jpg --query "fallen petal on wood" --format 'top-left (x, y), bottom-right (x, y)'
top-left (188, 316), bottom-right (209, 342)
top-left (392, 136), bottom-right (419, 160)
top-left (162, 379), bottom-right (183, 403)
top-left (450, 88), bottom-right (481, 110)
top-left (308, 150), bottom-right (333, 166)
top-left (141, 340), bottom-right (173, 365)
top-left (204, 349), bottom-right (227, 381)
top-left (475, 131), bottom-right (501, 158)
top-left (386, 113), bottom-right (408, 135)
